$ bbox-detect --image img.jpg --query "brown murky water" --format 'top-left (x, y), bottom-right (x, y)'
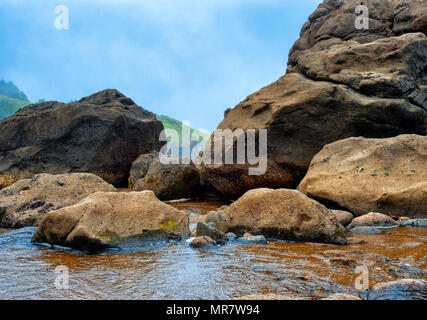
top-left (0, 201), bottom-right (425, 300)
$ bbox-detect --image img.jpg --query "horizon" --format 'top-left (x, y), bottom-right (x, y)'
top-left (0, 0), bottom-right (322, 132)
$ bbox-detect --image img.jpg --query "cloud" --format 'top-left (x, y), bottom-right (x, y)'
top-left (0, 0), bottom-right (322, 131)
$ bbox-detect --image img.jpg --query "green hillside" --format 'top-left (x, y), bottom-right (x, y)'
top-left (0, 80), bottom-right (30, 119)
top-left (156, 114), bottom-right (210, 157)
top-left (0, 94), bottom-right (30, 119)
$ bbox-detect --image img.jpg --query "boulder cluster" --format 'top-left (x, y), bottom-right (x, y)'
top-left (0, 0), bottom-right (425, 257)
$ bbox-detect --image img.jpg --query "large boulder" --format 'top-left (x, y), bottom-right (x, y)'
top-left (298, 134), bottom-right (427, 218)
top-left (31, 191), bottom-right (190, 252)
top-left (0, 89), bottom-right (164, 188)
top-left (198, 0), bottom-right (426, 198)
top-left (130, 151), bottom-right (201, 200)
top-left (0, 173), bottom-right (116, 228)
top-left (218, 188), bottom-right (347, 245)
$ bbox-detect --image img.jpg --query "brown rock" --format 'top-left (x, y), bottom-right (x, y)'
top-left (330, 210), bottom-right (354, 226)
top-left (189, 236), bottom-right (215, 248)
top-left (198, 0), bottom-right (426, 199)
top-left (220, 188), bottom-right (347, 245)
top-left (0, 228), bottom-right (12, 235)
top-left (31, 191), bottom-right (190, 251)
top-left (347, 212), bottom-right (398, 229)
top-left (195, 222), bottom-right (227, 241)
top-left (0, 89), bottom-right (164, 188)
top-left (130, 152), bottom-right (201, 201)
top-left (298, 134), bottom-right (427, 218)
top-left (204, 211), bottom-right (228, 233)
top-left (0, 173), bottom-right (116, 228)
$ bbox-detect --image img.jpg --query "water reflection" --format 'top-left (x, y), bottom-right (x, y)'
top-left (0, 202), bottom-right (425, 300)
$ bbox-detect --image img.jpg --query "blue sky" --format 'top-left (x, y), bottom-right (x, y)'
top-left (0, 0), bottom-right (322, 131)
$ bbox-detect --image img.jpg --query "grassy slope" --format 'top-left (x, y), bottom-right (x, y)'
top-left (156, 114), bottom-right (210, 146)
top-left (0, 94), bottom-right (30, 119)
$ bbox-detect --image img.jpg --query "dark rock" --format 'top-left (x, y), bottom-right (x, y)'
top-left (196, 222), bottom-right (227, 241)
top-left (189, 236), bottom-right (215, 248)
top-left (0, 89), bottom-right (164, 188)
top-left (130, 152), bottom-right (201, 201)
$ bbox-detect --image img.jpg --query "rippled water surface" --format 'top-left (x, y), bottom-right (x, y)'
top-left (0, 201), bottom-right (426, 300)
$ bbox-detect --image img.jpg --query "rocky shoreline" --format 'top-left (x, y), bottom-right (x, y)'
top-left (0, 0), bottom-right (426, 300)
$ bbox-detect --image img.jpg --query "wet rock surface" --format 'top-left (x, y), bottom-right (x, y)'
top-left (370, 279), bottom-right (427, 300)
top-left (189, 236), bottom-right (215, 248)
top-left (401, 218), bottom-right (427, 228)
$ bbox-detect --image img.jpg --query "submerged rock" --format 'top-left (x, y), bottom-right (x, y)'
top-left (0, 173), bottom-right (116, 228)
top-left (0, 89), bottom-right (164, 188)
top-left (317, 250), bottom-right (385, 268)
top-left (347, 238), bottom-right (368, 245)
top-left (130, 152), bottom-right (201, 200)
top-left (349, 227), bottom-right (388, 235)
top-left (347, 212), bottom-right (398, 229)
top-left (298, 135), bottom-right (427, 218)
top-left (31, 191), bottom-right (190, 252)
top-left (237, 235), bottom-right (268, 245)
top-left (0, 228), bottom-right (12, 235)
top-left (400, 218), bottom-right (427, 228)
top-left (370, 279), bottom-right (427, 300)
top-left (219, 188), bottom-right (347, 245)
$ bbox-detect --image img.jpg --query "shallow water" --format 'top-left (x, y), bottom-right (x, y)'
top-left (0, 201), bottom-right (425, 300)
